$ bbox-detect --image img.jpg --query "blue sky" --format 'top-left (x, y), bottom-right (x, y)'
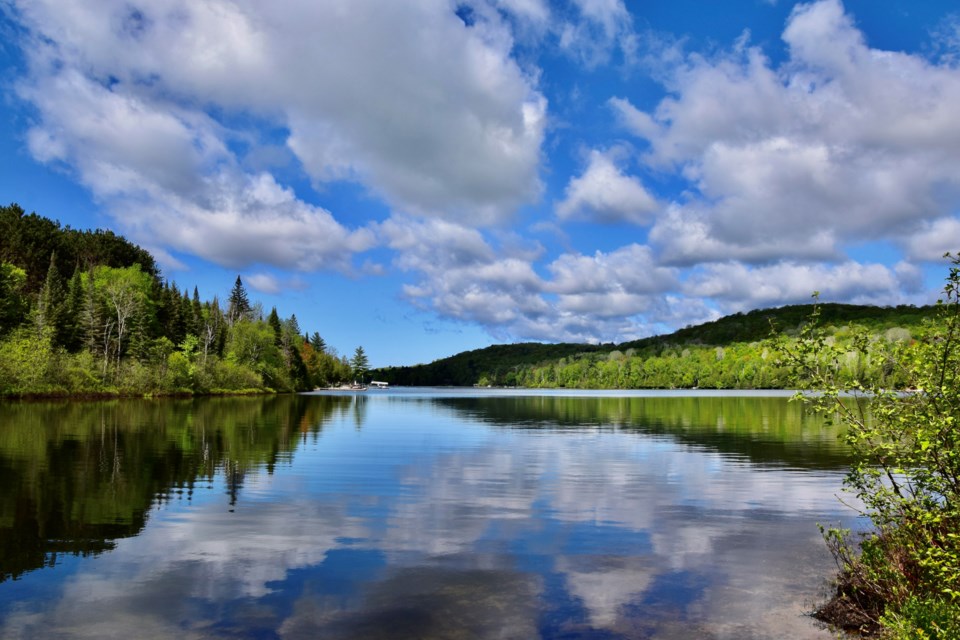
top-left (2, 0), bottom-right (960, 367)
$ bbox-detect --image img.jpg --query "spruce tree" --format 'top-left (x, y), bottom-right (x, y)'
top-left (181, 288), bottom-right (197, 337)
top-left (267, 307), bottom-right (282, 346)
top-left (310, 332), bottom-right (326, 353)
top-left (227, 275), bottom-right (251, 324)
top-left (166, 282), bottom-right (185, 345)
top-left (61, 268), bottom-right (85, 351)
top-left (192, 287), bottom-right (203, 333)
top-left (287, 313), bottom-right (300, 337)
top-left (34, 251), bottom-right (65, 343)
top-left (351, 346), bottom-right (369, 383)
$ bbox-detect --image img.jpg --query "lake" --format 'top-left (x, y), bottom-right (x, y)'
top-left (0, 389), bottom-right (860, 639)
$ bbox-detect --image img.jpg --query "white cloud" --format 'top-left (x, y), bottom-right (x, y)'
top-left (616, 0), bottom-right (960, 265)
top-left (556, 149), bottom-right (659, 224)
top-left (10, 0), bottom-right (548, 270)
top-left (8, 0), bottom-right (953, 347)
top-left (117, 171), bottom-right (375, 272)
top-left (381, 219), bottom-right (687, 342)
top-left (931, 14), bottom-right (960, 64)
top-left (547, 244), bottom-right (675, 295)
top-left (490, 0), bottom-right (551, 33)
top-left (649, 204), bottom-right (840, 266)
top-left (904, 217), bottom-right (960, 263)
top-left (558, 0), bottom-right (635, 68)
top-left (245, 272), bottom-right (308, 295)
top-left (684, 260), bottom-right (907, 312)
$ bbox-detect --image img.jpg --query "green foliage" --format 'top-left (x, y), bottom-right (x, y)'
top-left (372, 304), bottom-right (936, 389)
top-left (0, 203), bottom-right (157, 295)
top-left (781, 262), bottom-right (960, 637)
top-left (0, 205), bottom-right (359, 397)
top-left (0, 262), bottom-right (28, 336)
top-left (0, 328), bottom-right (57, 395)
top-left (227, 275), bottom-right (251, 325)
top-left (351, 346), bottom-right (369, 382)
top-left (0, 206), bottom-right (338, 397)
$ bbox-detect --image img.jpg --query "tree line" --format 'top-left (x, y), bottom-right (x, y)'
top-left (0, 204), bottom-right (370, 397)
top-left (372, 303), bottom-right (937, 389)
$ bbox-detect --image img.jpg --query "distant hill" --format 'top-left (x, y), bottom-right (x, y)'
top-left (370, 303), bottom-right (936, 388)
top-left (372, 341), bottom-right (608, 387)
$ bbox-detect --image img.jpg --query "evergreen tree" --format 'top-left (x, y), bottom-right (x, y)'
top-left (61, 269), bottom-right (85, 351)
top-left (287, 313), bottom-right (300, 337)
top-left (310, 332), bottom-right (326, 353)
top-left (33, 252), bottom-right (65, 343)
top-left (82, 268), bottom-right (109, 373)
top-left (351, 346), bottom-right (369, 383)
top-left (181, 288), bottom-right (197, 337)
top-left (290, 346), bottom-right (309, 390)
top-left (267, 307), bottom-right (283, 346)
top-left (191, 287), bottom-right (203, 333)
top-left (227, 275), bottom-right (251, 324)
top-left (165, 282), bottom-right (185, 345)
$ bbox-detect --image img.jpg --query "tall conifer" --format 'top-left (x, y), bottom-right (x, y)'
top-left (227, 275), bottom-right (251, 324)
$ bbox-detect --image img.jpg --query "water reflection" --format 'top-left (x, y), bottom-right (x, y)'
top-left (0, 395), bottom-right (353, 582)
top-left (0, 391), bottom-right (854, 638)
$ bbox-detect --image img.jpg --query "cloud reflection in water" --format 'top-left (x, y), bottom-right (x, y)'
top-left (0, 393), bottom-right (853, 639)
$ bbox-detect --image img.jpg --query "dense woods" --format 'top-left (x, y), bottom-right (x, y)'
top-left (0, 202), bottom-right (941, 397)
top-left (372, 303), bottom-right (937, 389)
top-left (0, 204), bottom-right (360, 397)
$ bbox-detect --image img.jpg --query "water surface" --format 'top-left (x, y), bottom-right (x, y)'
top-left (0, 390), bottom-right (858, 638)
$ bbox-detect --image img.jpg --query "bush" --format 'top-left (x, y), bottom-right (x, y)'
top-left (781, 258), bottom-right (960, 637)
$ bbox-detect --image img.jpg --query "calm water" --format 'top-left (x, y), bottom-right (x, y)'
top-left (0, 389), bottom-right (860, 639)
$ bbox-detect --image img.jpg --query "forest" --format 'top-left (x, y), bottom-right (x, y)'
top-left (371, 303), bottom-right (937, 389)
top-left (0, 204), bottom-right (367, 397)
top-left (1, 202), bottom-right (939, 396)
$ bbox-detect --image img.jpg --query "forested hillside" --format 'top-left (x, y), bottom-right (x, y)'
top-left (1, 203), bottom-right (938, 395)
top-left (0, 204), bottom-right (357, 397)
top-left (371, 303), bottom-right (936, 389)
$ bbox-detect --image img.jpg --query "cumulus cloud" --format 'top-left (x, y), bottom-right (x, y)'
top-left (9, 0), bottom-right (547, 271)
top-left (615, 0), bottom-right (960, 265)
top-left (684, 260), bottom-right (908, 312)
top-left (244, 272), bottom-right (309, 295)
top-left (7, 0), bottom-right (954, 347)
top-left (558, 0), bottom-right (636, 68)
top-left (380, 218), bottom-right (688, 343)
top-left (556, 149), bottom-right (659, 224)
top-left (904, 217), bottom-right (960, 263)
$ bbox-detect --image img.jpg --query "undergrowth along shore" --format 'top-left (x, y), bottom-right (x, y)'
top-left (781, 258), bottom-right (960, 638)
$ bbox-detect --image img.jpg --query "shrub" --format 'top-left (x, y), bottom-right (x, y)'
top-left (781, 257), bottom-right (960, 637)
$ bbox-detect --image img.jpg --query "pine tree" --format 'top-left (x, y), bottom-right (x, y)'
top-left (267, 306), bottom-right (283, 347)
top-left (166, 281), bottom-right (185, 345)
top-left (61, 268), bottom-right (85, 351)
top-left (191, 286), bottom-right (203, 333)
top-left (181, 288), bottom-right (197, 337)
top-left (351, 346), bottom-right (369, 383)
top-left (310, 332), bottom-right (326, 353)
top-left (287, 313), bottom-right (300, 337)
top-left (227, 275), bottom-right (251, 324)
top-left (34, 251), bottom-right (65, 343)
